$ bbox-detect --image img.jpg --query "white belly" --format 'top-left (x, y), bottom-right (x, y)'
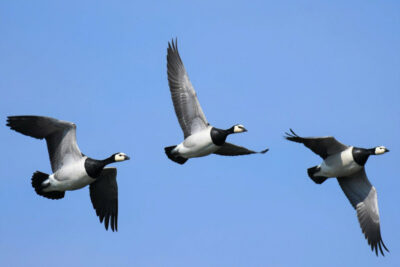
top-left (175, 127), bottom-right (220, 158)
top-left (45, 157), bottom-right (95, 191)
top-left (318, 147), bottom-right (362, 177)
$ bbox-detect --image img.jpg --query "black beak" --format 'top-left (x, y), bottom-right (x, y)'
top-left (385, 149), bottom-right (390, 153)
top-left (242, 128), bottom-right (248, 132)
top-left (125, 155), bottom-right (131, 160)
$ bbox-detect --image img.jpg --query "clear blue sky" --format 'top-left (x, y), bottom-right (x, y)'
top-left (0, 1), bottom-right (399, 266)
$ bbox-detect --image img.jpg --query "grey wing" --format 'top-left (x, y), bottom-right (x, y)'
top-left (285, 129), bottom-right (348, 159)
top-left (89, 168), bottom-right (118, 232)
top-left (337, 168), bottom-right (389, 256)
top-left (214, 142), bottom-right (269, 156)
top-left (7, 116), bottom-right (82, 172)
top-left (167, 39), bottom-right (208, 138)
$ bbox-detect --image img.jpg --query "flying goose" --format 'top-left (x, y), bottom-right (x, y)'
top-left (285, 129), bottom-right (389, 256)
top-left (7, 116), bottom-right (130, 231)
top-left (164, 39), bottom-right (268, 164)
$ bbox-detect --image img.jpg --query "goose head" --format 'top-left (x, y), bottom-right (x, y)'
top-left (229, 124), bottom-right (247, 134)
top-left (374, 146), bottom-right (389, 155)
top-left (112, 152), bottom-right (130, 162)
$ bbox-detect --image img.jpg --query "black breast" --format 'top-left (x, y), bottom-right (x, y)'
top-left (352, 147), bottom-right (371, 166)
top-left (84, 158), bottom-right (105, 178)
top-left (210, 127), bottom-right (228, 146)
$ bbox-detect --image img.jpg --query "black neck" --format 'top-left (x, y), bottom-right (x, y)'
top-left (102, 156), bottom-right (116, 165)
top-left (84, 155), bottom-right (115, 178)
top-left (210, 127), bottom-right (234, 146)
top-left (352, 147), bottom-right (374, 166)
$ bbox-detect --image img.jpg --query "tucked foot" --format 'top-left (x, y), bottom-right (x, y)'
top-left (164, 146), bottom-right (188, 165)
top-left (307, 166), bottom-right (328, 184)
top-left (31, 171), bottom-right (65, 200)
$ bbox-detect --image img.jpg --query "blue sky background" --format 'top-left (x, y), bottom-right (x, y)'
top-left (0, 1), bottom-right (399, 266)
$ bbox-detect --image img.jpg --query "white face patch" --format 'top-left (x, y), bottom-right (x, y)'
top-left (233, 124), bottom-right (246, 133)
top-left (114, 153), bottom-right (128, 162)
top-left (375, 146), bottom-right (387, 155)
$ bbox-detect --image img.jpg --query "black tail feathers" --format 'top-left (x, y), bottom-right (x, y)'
top-left (31, 171), bottom-right (65, 200)
top-left (307, 166), bottom-right (328, 184)
top-left (164, 146), bottom-right (188, 165)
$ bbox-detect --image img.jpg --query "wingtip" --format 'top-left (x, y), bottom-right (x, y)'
top-left (168, 37), bottom-right (178, 50)
top-left (289, 128), bottom-right (298, 136)
top-left (378, 239), bottom-right (389, 256)
top-left (260, 148), bottom-right (269, 154)
top-left (6, 120), bottom-right (15, 130)
top-left (382, 240), bottom-right (389, 253)
top-left (283, 130), bottom-right (293, 140)
top-left (5, 116), bottom-right (12, 127)
top-left (284, 128), bottom-right (301, 141)
top-left (369, 237), bottom-right (389, 256)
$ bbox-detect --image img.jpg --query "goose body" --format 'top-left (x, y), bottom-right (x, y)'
top-left (173, 126), bottom-right (220, 158)
top-left (7, 115), bottom-right (130, 231)
top-left (45, 157), bottom-right (94, 191)
top-left (285, 129), bottom-right (389, 256)
top-left (316, 147), bottom-right (362, 178)
top-left (164, 39), bottom-right (268, 164)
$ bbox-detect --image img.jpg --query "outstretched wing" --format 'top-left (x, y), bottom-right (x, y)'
top-left (7, 115), bottom-right (82, 172)
top-left (89, 168), bottom-right (118, 232)
top-left (285, 129), bottom-right (348, 159)
top-left (338, 168), bottom-right (388, 256)
top-left (167, 39), bottom-right (208, 138)
top-left (214, 142), bottom-right (269, 156)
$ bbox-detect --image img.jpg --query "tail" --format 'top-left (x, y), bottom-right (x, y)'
top-left (307, 166), bottom-right (328, 184)
top-left (31, 171), bottom-right (65, 200)
top-left (164, 146), bottom-right (188, 165)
